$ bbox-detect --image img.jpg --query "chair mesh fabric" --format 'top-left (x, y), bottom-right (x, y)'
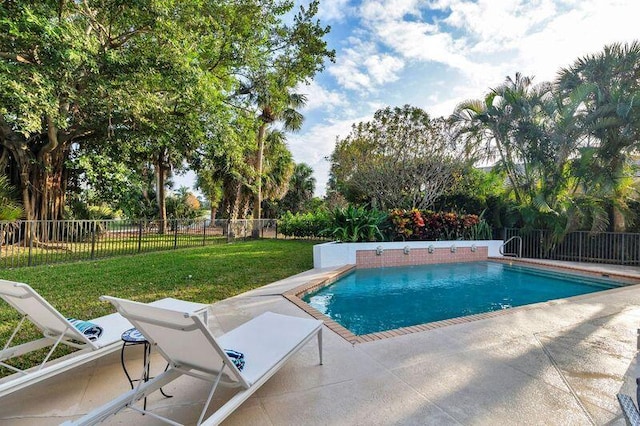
top-left (618, 394), bottom-right (640, 426)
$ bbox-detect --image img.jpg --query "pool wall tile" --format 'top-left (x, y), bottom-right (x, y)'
top-left (356, 246), bottom-right (488, 269)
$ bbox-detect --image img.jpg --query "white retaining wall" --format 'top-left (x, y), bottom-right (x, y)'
top-left (313, 240), bottom-right (504, 269)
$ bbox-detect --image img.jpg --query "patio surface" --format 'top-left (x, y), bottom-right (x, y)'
top-left (1, 260), bottom-right (640, 425)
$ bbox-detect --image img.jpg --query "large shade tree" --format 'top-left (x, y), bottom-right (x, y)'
top-left (0, 0), bottom-right (333, 229)
top-left (329, 105), bottom-right (460, 210)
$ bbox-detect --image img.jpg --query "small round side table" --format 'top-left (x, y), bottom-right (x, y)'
top-left (120, 328), bottom-right (172, 410)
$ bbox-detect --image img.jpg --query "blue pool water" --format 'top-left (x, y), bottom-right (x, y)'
top-left (303, 262), bottom-right (619, 335)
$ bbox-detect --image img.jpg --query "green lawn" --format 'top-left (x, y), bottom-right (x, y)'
top-left (0, 239), bottom-right (316, 373)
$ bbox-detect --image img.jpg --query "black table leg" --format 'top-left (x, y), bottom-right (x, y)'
top-left (120, 340), bottom-right (172, 409)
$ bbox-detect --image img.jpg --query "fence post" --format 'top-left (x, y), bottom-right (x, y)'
top-left (621, 234), bottom-right (625, 265)
top-left (275, 221), bottom-right (278, 239)
top-left (90, 220), bottom-right (97, 259)
top-left (202, 220), bottom-right (207, 246)
top-left (578, 232), bottom-right (582, 262)
top-left (28, 222), bottom-right (33, 267)
top-left (137, 221), bottom-right (143, 253)
top-left (173, 220), bottom-right (179, 249)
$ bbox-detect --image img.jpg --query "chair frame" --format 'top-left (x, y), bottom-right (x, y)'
top-left (0, 280), bottom-right (207, 399)
top-left (65, 296), bottom-right (323, 426)
top-left (0, 281), bottom-right (99, 376)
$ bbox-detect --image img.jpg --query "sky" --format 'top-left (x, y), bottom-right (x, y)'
top-left (176, 0), bottom-right (640, 198)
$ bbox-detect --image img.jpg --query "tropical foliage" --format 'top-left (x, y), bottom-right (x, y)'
top-left (449, 41), bottom-right (640, 237)
top-left (166, 187), bottom-right (201, 220)
top-left (278, 206), bottom-right (492, 242)
top-left (328, 205), bottom-right (388, 242)
top-left (0, 0), bottom-right (333, 231)
top-left (279, 163), bottom-right (317, 214)
top-left (0, 175), bottom-right (23, 221)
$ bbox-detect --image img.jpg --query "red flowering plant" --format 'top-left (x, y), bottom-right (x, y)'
top-left (408, 208), bottom-right (425, 239)
top-left (462, 214), bottom-right (480, 228)
top-left (387, 209), bottom-right (485, 241)
top-left (419, 211), bottom-right (439, 240)
top-left (441, 212), bottom-right (461, 239)
top-left (388, 209), bottom-right (413, 239)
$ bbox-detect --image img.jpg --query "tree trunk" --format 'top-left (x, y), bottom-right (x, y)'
top-left (2, 129), bottom-right (69, 249)
top-left (156, 152), bottom-right (167, 234)
top-left (241, 197), bottom-right (251, 219)
top-left (612, 206), bottom-right (626, 232)
top-left (209, 207), bottom-right (217, 226)
top-left (252, 123), bottom-right (267, 237)
top-left (7, 139), bottom-right (68, 223)
top-left (230, 180), bottom-right (242, 222)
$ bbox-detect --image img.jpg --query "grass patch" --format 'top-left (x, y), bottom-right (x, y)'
top-left (0, 239), bottom-right (316, 374)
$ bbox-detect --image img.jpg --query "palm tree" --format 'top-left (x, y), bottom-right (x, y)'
top-left (451, 73), bottom-right (553, 204)
top-left (260, 130), bottom-right (295, 212)
top-left (556, 41), bottom-right (640, 231)
top-left (452, 73), bottom-right (597, 235)
top-left (241, 74), bottom-right (307, 234)
top-left (195, 172), bottom-right (223, 224)
top-left (280, 163), bottom-right (316, 214)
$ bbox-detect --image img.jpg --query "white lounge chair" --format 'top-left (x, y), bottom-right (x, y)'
top-left (66, 296), bottom-right (323, 426)
top-left (0, 279), bottom-right (207, 398)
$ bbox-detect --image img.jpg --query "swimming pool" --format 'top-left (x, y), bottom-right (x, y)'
top-left (302, 261), bottom-right (620, 335)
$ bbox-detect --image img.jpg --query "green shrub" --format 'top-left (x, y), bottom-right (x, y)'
top-left (465, 220), bottom-right (493, 240)
top-left (280, 206), bottom-right (492, 242)
top-left (328, 205), bottom-right (387, 242)
top-left (278, 210), bottom-right (331, 238)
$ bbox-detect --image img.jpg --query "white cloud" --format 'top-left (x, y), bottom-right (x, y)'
top-left (441, 0), bottom-right (558, 52)
top-left (348, 0), bottom-right (640, 110)
top-left (363, 54), bottom-right (405, 84)
top-left (359, 0), bottom-right (423, 22)
top-left (355, 1), bottom-right (500, 84)
top-left (328, 52), bottom-right (372, 90)
top-left (328, 40), bottom-right (405, 91)
top-left (288, 114), bottom-right (374, 196)
top-left (297, 81), bottom-right (347, 112)
top-left (513, 0), bottom-right (640, 82)
top-left (317, 0), bottom-right (352, 21)
top-left (300, 0), bottom-right (640, 196)
top-left (423, 84), bottom-right (483, 117)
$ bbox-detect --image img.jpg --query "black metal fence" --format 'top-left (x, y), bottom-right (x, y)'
top-left (0, 218), bottom-right (280, 268)
top-left (504, 228), bottom-right (640, 265)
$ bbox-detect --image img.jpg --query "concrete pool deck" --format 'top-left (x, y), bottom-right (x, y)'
top-left (2, 260), bottom-right (640, 425)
